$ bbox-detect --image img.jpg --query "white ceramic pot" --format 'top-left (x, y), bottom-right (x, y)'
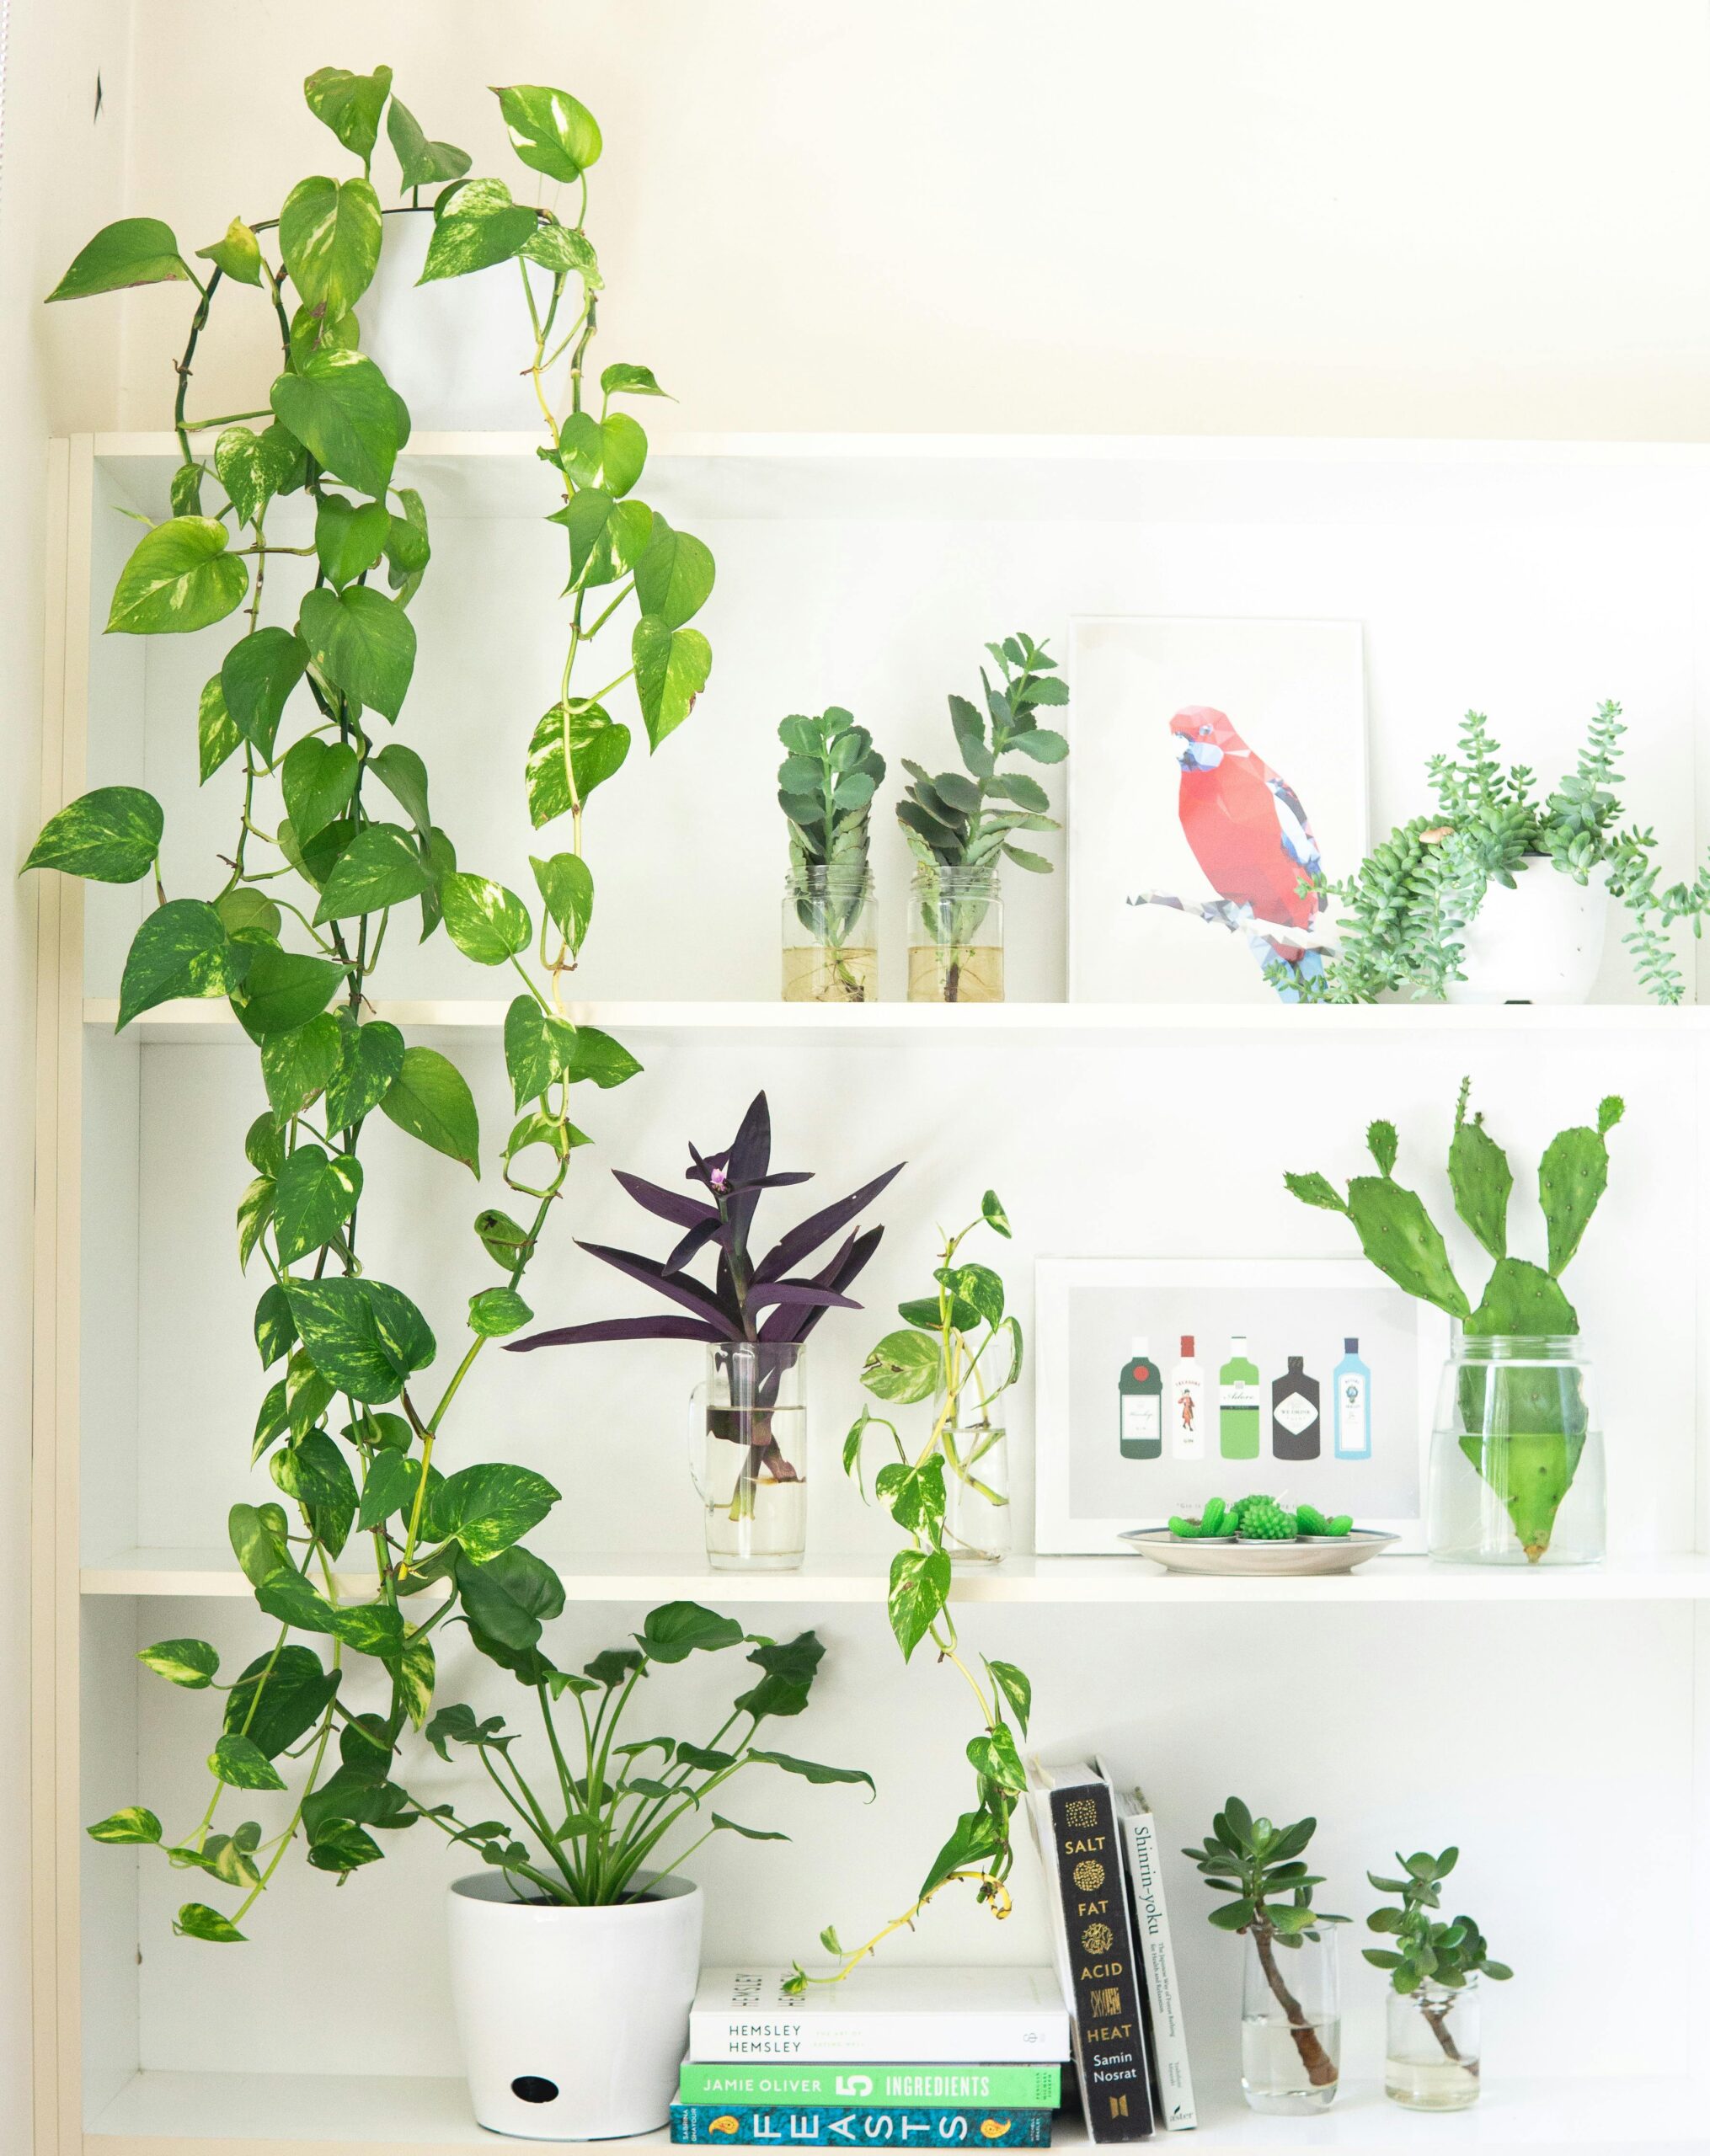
top-left (1445, 862), bottom-right (1609, 1006)
top-left (447, 1870), bottom-right (703, 2141)
top-left (360, 208), bottom-right (553, 432)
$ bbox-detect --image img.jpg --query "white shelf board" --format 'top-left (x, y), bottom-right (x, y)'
top-left (82, 997), bottom-right (1710, 1043)
top-left (89, 427), bottom-right (1710, 525)
top-left (78, 1549), bottom-right (1710, 1605)
top-left (82, 2069), bottom-right (1710, 2152)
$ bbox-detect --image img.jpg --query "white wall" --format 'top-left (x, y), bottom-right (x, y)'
top-left (117, 0), bottom-right (1710, 438)
top-left (1, 0), bottom-right (134, 2143)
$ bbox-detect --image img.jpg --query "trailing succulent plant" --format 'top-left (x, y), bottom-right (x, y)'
top-left (1285, 1079), bottom-right (1623, 1560)
top-left (1184, 1799), bottom-right (1347, 2092)
top-left (896, 632), bottom-right (1068, 874)
top-left (1295, 704), bottom-right (1710, 1003)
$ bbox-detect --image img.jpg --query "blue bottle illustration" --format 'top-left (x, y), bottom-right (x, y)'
top-left (1333, 1337), bottom-right (1371, 1459)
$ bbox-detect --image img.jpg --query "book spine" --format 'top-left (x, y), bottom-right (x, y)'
top-left (680, 2068), bottom-right (1062, 2109)
top-left (1117, 1812), bottom-right (1198, 2132)
top-left (1045, 1782), bottom-right (1154, 2141)
top-left (671, 2106), bottom-right (1052, 2146)
top-left (687, 2018), bottom-right (1066, 2064)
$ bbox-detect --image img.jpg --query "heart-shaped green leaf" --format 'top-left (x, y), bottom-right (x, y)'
top-left (107, 518), bottom-right (248, 636)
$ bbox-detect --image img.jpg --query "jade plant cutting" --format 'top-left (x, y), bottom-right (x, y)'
top-left (1285, 1080), bottom-right (1623, 1561)
top-left (794, 1193), bottom-right (1032, 1989)
top-left (1184, 1799), bottom-right (1347, 2093)
top-left (1365, 1844), bottom-right (1511, 2029)
top-left (38, 67), bottom-right (687, 1943)
top-left (424, 1601), bottom-right (871, 1903)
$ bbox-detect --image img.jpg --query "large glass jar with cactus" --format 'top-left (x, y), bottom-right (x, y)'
top-left (1286, 1080), bottom-right (1622, 1566)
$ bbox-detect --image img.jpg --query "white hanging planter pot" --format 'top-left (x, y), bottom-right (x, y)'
top-left (360, 207), bottom-right (553, 433)
top-left (448, 1871), bottom-right (703, 2141)
top-left (1445, 860), bottom-right (1609, 1006)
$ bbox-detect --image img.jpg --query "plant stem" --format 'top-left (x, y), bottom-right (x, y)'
top-left (1252, 1921), bottom-right (1339, 2088)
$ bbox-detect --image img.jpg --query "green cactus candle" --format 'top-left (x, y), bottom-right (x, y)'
top-left (1285, 1081), bottom-right (1623, 1562)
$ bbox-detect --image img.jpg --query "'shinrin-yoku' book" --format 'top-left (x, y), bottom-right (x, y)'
top-left (1024, 1759), bottom-right (1155, 2141)
top-left (670, 2105), bottom-right (1053, 2146)
top-left (1110, 1787), bottom-right (1198, 2131)
top-left (680, 2068), bottom-right (1062, 2110)
top-left (689, 1968), bottom-right (1071, 2063)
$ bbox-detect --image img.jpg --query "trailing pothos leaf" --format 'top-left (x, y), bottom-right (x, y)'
top-left (35, 61), bottom-right (657, 1943)
top-left (426, 1602), bottom-right (868, 1906)
top-left (405, 83), bottom-right (713, 1001)
top-left (793, 1194), bottom-right (1029, 1996)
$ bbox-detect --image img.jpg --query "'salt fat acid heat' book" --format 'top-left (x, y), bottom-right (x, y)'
top-left (690, 1970), bottom-right (1071, 2064)
top-left (670, 2106), bottom-right (1052, 2146)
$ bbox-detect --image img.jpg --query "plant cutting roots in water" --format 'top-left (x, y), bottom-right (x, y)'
top-left (40, 67), bottom-right (720, 1941)
top-left (1285, 1079), bottom-right (1623, 1561)
top-left (510, 1093), bottom-right (901, 1524)
top-left (1184, 1799), bottom-right (1347, 2090)
top-left (794, 1193), bottom-right (1032, 1990)
top-left (1365, 1845), bottom-right (1510, 2069)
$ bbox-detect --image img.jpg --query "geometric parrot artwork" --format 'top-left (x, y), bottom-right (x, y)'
top-left (1067, 617), bottom-right (1367, 1005)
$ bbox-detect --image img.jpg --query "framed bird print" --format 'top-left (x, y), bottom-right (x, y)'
top-left (1066, 616), bottom-right (1368, 1002)
top-left (1032, 1257), bottom-right (1445, 1555)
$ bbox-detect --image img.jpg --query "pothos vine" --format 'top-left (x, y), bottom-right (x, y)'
top-left (34, 66), bottom-right (713, 1937)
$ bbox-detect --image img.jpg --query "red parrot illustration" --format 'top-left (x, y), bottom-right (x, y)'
top-left (1168, 705), bottom-right (1326, 995)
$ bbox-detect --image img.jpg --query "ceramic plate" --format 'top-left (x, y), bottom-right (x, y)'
top-left (1118, 1529), bottom-right (1398, 1576)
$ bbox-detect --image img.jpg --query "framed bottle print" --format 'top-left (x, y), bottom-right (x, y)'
top-left (1033, 1257), bottom-right (1445, 1554)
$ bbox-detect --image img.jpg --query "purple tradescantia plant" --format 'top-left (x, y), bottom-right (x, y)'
top-left (507, 1091), bottom-right (904, 1354)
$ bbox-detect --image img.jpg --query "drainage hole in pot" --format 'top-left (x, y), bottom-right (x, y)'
top-left (511, 2077), bottom-right (559, 2104)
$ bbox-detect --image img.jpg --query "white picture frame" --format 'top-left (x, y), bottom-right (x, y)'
top-left (1066, 615), bottom-right (1368, 1004)
top-left (1034, 1257), bottom-right (1447, 1555)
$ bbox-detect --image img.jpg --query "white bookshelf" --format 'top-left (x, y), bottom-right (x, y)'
top-left (37, 430), bottom-right (1710, 2153)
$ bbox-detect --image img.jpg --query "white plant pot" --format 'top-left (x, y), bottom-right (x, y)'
top-left (1445, 862), bottom-right (1610, 1006)
top-left (360, 208), bottom-right (554, 432)
top-left (448, 1870), bottom-right (703, 2141)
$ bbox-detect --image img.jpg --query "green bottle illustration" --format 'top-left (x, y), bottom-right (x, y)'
top-left (1219, 1334), bottom-right (1261, 1460)
top-left (1118, 1335), bottom-right (1162, 1460)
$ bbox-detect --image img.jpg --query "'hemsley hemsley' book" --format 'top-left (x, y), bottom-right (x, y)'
top-left (690, 1969), bottom-right (1071, 2063)
top-left (1025, 1759), bottom-right (1154, 2142)
top-left (671, 2105), bottom-right (1052, 2145)
top-left (681, 2067), bottom-right (1062, 2108)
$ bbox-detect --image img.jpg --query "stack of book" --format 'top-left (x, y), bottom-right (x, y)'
top-left (1025, 1759), bottom-right (1198, 2138)
top-left (675, 1966), bottom-right (1071, 2146)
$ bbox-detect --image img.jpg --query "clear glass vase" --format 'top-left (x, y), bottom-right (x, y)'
top-left (907, 864), bottom-right (1004, 1003)
top-left (1240, 1924), bottom-right (1340, 2115)
top-left (782, 867), bottom-right (877, 1004)
top-left (1386, 1977), bottom-right (1482, 2111)
top-left (689, 1342), bottom-right (806, 1571)
top-left (940, 1392), bottom-right (1010, 1567)
top-left (1428, 1334), bottom-right (1604, 1566)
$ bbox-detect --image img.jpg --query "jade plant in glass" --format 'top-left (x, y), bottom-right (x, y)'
top-left (1366, 1845), bottom-right (1510, 2111)
top-left (1184, 1799), bottom-right (1347, 2112)
top-left (795, 1193), bottom-right (1033, 1987)
top-left (1285, 1080), bottom-right (1622, 1562)
top-left (39, 66), bottom-right (716, 1942)
top-left (778, 707), bottom-right (885, 1002)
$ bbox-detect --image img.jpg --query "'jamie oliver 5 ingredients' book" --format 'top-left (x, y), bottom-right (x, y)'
top-left (680, 2067), bottom-right (1062, 2109)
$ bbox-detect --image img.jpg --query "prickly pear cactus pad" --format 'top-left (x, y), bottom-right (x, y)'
top-left (1285, 1080), bottom-right (1623, 1561)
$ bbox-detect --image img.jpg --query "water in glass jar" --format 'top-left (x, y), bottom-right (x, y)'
top-left (1240, 2013), bottom-right (1340, 2115)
